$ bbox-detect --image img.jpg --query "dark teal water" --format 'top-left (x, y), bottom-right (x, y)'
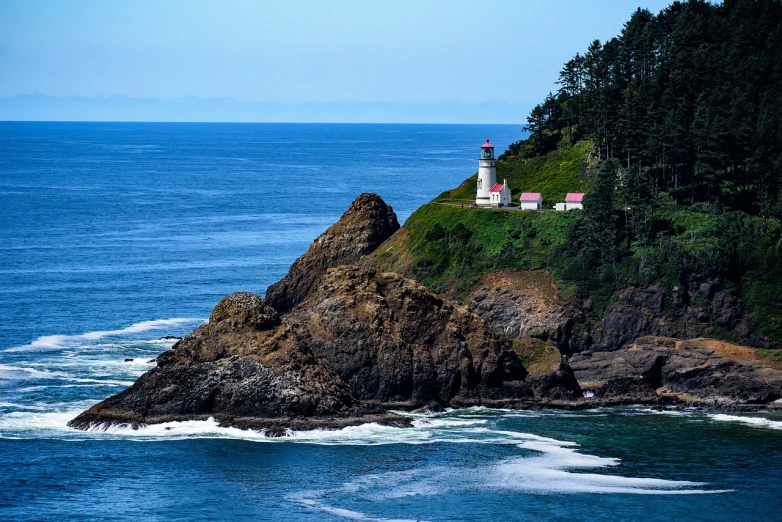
top-left (2, 122), bottom-right (782, 521)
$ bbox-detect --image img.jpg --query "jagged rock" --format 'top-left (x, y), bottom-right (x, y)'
top-left (570, 336), bottom-right (782, 404)
top-left (69, 293), bottom-right (402, 431)
top-left (287, 266), bottom-right (546, 406)
top-left (265, 193), bottom-right (400, 313)
top-left (509, 337), bottom-right (582, 400)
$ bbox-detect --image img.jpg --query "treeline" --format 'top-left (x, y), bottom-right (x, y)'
top-left (510, 0), bottom-right (782, 214)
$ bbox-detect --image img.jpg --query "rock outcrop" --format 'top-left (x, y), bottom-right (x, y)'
top-left (69, 292), bottom-right (405, 433)
top-left (70, 272), bottom-right (582, 432)
top-left (468, 270), bottom-right (580, 350)
top-left (510, 338), bottom-right (581, 400)
top-left (265, 193), bottom-right (400, 313)
top-left (570, 336), bottom-right (782, 406)
top-left (287, 266), bottom-right (547, 406)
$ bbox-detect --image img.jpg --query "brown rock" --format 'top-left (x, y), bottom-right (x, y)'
top-left (265, 193), bottom-right (400, 313)
top-left (69, 292), bottom-right (399, 431)
top-left (570, 336), bottom-right (782, 405)
top-left (467, 269), bottom-right (580, 350)
top-left (287, 266), bottom-right (539, 406)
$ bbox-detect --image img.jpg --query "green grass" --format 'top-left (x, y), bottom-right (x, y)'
top-left (396, 203), bottom-right (578, 296)
top-left (434, 140), bottom-right (595, 207)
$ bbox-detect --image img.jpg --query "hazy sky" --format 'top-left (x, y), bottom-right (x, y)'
top-left (2, 0), bottom-right (675, 105)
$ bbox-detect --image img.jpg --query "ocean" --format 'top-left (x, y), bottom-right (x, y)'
top-left (1, 122), bottom-right (781, 521)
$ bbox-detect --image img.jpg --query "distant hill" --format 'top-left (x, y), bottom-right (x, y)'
top-left (0, 94), bottom-right (527, 124)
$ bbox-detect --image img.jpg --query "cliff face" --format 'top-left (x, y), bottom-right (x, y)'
top-left (69, 191), bottom-right (782, 434)
top-left (71, 194), bottom-right (584, 431)
top-left (468, 270), bottom-right (580, 350)
top-left (265, 193), bottom-right (400, 313)
top-left (288, 266), bottom-right (534, 405)
top-left (571, 283), bottom-right (770, 352)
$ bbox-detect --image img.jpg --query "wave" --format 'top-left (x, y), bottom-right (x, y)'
top-left (279, 411), bottom-right (726, 521)
top-left (0, 364), bottom-right (133, 387)
top-left (0, 406), bottom-right (726, 522)
top-left (709, 413), bottom-right (782, 430)
top-left (6, 318), bottom-right (205, 352)
top-left (492, 440), bottom-right (721, 495)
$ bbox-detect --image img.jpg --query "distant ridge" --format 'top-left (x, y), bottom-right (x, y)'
top-left (0, 94), bottom-right (526, 124)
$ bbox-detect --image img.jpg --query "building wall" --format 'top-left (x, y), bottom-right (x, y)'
top-left (500, 186), bottom-right (511, 206)
top-left (566, 203), bottom-right (583, 211)
top-left (520, 200), bottom-right (541, 210)
top-left (476, 158), bottom-right (496, 203)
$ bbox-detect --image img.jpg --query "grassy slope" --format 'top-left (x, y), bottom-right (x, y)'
top-left (433, 140), bottom-right (595, 207)
top-left (374, 203), bottom-right (579, 299)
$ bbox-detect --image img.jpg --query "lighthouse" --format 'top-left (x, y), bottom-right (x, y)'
top-left (476, 139), bottom-right (503, 207)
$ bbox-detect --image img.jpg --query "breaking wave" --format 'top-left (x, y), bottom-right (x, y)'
top-left (5, 318), bottom-right (205, 352)
top-left (709, 413), bottom-right (782, 430)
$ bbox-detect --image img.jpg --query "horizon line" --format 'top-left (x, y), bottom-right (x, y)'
top-left (0, 120), bottom-right (525, 125)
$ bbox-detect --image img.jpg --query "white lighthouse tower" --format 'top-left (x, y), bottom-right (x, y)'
top-left (476, 139), bottom-right (497, 207)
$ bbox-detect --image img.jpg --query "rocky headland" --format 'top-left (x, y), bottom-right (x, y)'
top-left (70, 193), bottom-right (782, 434)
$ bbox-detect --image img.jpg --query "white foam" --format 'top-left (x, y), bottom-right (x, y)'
top-left (278, 413), bottom-right (725, 522)
top-left (0, 402), bottom-right (46, 410)
top-left (6, 318), bottom-right (205, 352)
top-left (709, 413), bottom-right (782, 430)
top-left (0, 406), bottom-right (96, 437)
top-left (0, 364), bottom-right (62, 380)
top-left (292, 497), bottom-right (418, 522)
top-left (0, 364), bottom-right (133, 387)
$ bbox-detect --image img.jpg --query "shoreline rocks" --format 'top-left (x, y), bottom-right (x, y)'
top-left (570, 336), bottom-right (782, 405)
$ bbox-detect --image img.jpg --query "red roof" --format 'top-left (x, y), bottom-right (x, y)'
top-left (565, 193), bottom-right (584, 202)
top-left (490, 183), bottom-right (505, 193)
top-left (481, 138), bottom-right (494, 148)
top-left (520, 192), bottom-right (542, 201)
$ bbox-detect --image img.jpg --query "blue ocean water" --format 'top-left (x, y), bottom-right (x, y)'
top-left (1, 122), bottom-right (782, 521)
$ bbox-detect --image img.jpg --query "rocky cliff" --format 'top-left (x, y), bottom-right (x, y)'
top-left (69, 292), bottom-right (404, 433)
top-left (70, 192), bottom-right (782, 434)
top-left (287, 266), bottom-right (540, 406)
top-left (265, 193), bottom-right (399, 313)
top-left (468, 270), bottom-right (580, 350)
top-left (571, 283), bottom-right (771, 352)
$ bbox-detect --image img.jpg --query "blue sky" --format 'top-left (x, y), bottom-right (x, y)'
top-left (0, 0), bottom-right (675, 122)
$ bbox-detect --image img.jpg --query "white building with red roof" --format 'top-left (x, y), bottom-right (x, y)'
top-left (554, 193), bottom-right (585, 211)
top-left (565, 192), bottom-right (584, 210)
top-left (520, 192), bottom-right (542, 211)
top-left (489, 179), bottom-right (511, 206)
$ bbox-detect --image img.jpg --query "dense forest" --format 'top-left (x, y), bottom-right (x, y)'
top-left (510, 0), bottom-right (782, 216)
